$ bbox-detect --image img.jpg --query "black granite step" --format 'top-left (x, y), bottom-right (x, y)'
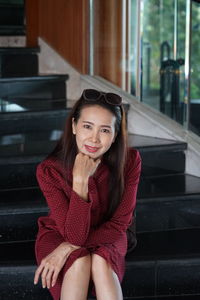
top-left (124, 228), bottom-right (200, 298)
top-left (1, 228), bottom-right (200, 299)
top-left (0, 187), bottom-right (46, 243)
top-left (0, 108), bottom-right (70, 135)
top-left (137, 193), bottom-right (200, 233)
top-left (129, 135), bottom-right (187, 176)
top-left (136, 173), bottom-right (200, 232)
top-left (0, 25), bottom-right (25, 36)
top-left (1, 173), bottom-right (200, 243)
top-left (0, 158), bottom-right (193, 194)
top-left (0, 135), bottom-right (57, 160)
top-left (0, 2), bottom-right (25, 36)
top-left (0, 162), bottom-right (38, 190)
top-left (0, 74), bottom-right (69, 103)
top-left (0, 47), bottom-right (39, 55)
top-left (137, 173), bottom-right (200, 198)
top-left (0, 2), bottom-right (24, 26)
top-left (0, 133), bottom-right (187, 178)
top-left (0, 47), bottom-right (39, 77)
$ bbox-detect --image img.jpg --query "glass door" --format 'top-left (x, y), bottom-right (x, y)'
top-left (138, 0), bottom-right (187, 125)
top-left (189, 0), bottom-right (200, 135)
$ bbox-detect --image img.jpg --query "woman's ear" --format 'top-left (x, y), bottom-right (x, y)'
top-left (72, 118), bottom-right (76, 135)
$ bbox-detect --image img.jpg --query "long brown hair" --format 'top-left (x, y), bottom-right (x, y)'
top-left (50, 92), bottom-right (128, 220)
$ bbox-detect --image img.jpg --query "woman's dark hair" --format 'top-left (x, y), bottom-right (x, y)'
top-left (50, 91), bottom-right (128, 220)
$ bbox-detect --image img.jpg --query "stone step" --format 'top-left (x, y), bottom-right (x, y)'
top-left (1, 228), bottom-right (200, 299)
top-left (1, 173), bottom-right (200, 243)
top-left (137, 192), bottom-right (200, 233)
top-left (0, 133), bottom-right (187, 177)
top-left (0, 25), bottom-right (25, 36)
top-left (0, 47), bottom-right (39, 77)
top-left (0, 155), bottom-right (190, 192)
top-left (0, 163), bottom-right (38, 190)
top-left (0, 108), bottom-right (70, 135)
top-left (0, 2), bottom-right (24, 26)
top-left (129, 135), bottom-right (187, 176)
top-left (0, 2), bottom-right (25, 36)
top-left (0, 74), bottom-right (69, 103)
top-left (124, 228), bottom-right (200, 298)
top-left (0, 187), bottom-right (45, 243)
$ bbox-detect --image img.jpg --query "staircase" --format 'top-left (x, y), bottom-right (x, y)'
top-left (0, 0), bottom-right (25, 36)
top-left (0, 44), bottom-right (200, 300)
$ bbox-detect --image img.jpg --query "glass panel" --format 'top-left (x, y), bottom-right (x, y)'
top-left (140, 0), bottom-right (187, 125)
top-left (129, 0), bottom-right (138, 96)
top-left (190, 0), bottom-right (200, 136)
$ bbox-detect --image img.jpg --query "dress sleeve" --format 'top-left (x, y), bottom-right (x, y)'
top-left (36, 161), bottom-right (92, 246)
top-left (85, 150), bottom-right (141, 247)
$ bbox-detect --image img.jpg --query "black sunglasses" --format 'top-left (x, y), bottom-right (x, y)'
top-left (82, 89), bottom-right (122, 106)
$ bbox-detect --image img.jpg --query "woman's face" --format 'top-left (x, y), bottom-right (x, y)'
top-left (72, 105), bottom-right (116, 159)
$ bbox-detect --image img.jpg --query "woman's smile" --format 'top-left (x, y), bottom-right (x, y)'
top-left (85, 145), bottom-right (100, 153)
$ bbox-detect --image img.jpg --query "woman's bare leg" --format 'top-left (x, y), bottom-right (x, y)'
top-left (60, 255), bottom-right (91, 300)
top-left (91, 254), bottom-right (123, 300)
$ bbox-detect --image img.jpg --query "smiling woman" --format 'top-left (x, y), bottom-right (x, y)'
top-left (72, 105), bottom-right (116, 159)
top-left (34, 89), bottom-right (141, 300)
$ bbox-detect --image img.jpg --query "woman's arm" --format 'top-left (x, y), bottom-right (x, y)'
top-left (37, 163), bottom-right (92, 246)
top-left (72, 152), bottom-right (101, 201)
top-left (36, 154), bottom-right (100, 246)
top-left (85, 150), bottom-right (141, 247)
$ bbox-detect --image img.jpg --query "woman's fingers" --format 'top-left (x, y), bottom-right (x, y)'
top-left (34, 242), bottom-right (77, 288)
top-left (46, 266), bottom-right (54, 289)
top-left (51, 267), bottom-right (60, 287)
top-left (34, 262), bottom-right (45, 285)
top-left (73, 153), bottom-right (101, 178)
top-left (41, 263), bottom-right (50, 288)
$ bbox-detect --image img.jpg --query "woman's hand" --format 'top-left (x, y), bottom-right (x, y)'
top-left (34, 242), bottom-right (80, 289)
top-left (72, 153), bottom-right (101, 201)
top-left (73, 153), bottom-right (101, 181)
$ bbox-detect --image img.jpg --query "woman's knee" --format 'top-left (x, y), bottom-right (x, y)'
top-left (69, 254), bottom-right (91, 274)
top-left (91, 254), bottom-right (112, 278)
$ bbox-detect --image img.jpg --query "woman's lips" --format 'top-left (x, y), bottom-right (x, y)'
top-left (85, 145), bottom-right (99, 153)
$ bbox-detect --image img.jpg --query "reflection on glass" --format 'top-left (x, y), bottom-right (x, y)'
top-left (0, 98), bottom-right (66, 113)
top-left (0, 99), bottom-right (26, 112)
top-left (190, 0), bottom-right (200, 136)
top-left (91, 0), bottom-right (199, 137)
top-left (130, 0), bottom-right (138, 96)
top-left (0, 134), bottom-right (25, 145)
top-left (141, 0), bottom-right (186, 125)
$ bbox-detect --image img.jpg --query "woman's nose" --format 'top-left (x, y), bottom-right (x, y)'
top-left (91, 130), bottom-right (100, 142)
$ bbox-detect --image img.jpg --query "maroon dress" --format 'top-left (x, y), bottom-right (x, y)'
top-left (35, 148), bottom-right (141, 300)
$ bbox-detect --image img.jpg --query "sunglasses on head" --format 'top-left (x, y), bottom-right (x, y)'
top-left (82, 89), bottom-right (122, 106)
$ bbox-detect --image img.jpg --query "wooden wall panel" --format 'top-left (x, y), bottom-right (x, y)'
top-left (38, 0), bottom-right (89, 74)
top-left (25, 0), bottom-right (123, 82)
top-left (93, 0), bottom-right (123, 88)
top-left (26, 0), bottom-right (39, 47)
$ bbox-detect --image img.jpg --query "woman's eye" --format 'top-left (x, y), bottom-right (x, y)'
top-left (101, 128), bottom-right (110, 133)
top-left (83, 124), bottom-right (91, 129)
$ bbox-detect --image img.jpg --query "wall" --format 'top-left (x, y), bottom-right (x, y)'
top-left (93, 0), bottom-right (123, 87)
top-left (38, 38), bottom-right (82, 103)
top-left (26, 0), bottom-right (89, 74)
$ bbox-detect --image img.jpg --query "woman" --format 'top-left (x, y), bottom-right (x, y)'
top-left (34, 89), bottom-right (141, 300)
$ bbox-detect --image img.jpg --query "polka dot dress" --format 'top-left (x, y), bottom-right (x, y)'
top-left (35, 148), bottom-right (141, 300)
